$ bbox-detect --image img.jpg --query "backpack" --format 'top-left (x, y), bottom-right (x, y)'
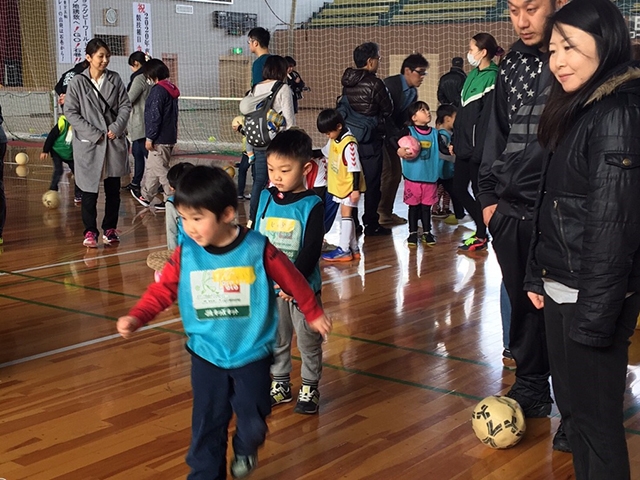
top-left (239, 81), bottom-right (285, 148)
top-left (335, 95), bottom-right (378, 144)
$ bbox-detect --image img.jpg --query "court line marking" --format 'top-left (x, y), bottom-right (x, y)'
top-left (0, 317), bottom-right (182, 369)
top-left (4, 245), bottom-right (165, 275)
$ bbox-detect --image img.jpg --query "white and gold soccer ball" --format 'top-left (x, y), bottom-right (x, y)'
top-left (471, 395), bottom-right (526, 449)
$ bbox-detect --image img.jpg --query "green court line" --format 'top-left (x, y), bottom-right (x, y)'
top-left (0, 292), bottom-right (185, 337)
top-left (5, 289), bottom-right (640, 432)
top-left (330, 332), bottom-right (494, 367)
top-left (0, 270), bottom-right (141, 299)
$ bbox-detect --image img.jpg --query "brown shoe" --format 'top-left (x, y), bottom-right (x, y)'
top-left (380, 213), bottom-right (407, 226)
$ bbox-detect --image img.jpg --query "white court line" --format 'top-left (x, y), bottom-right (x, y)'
top-left (6, 245), bottom-right (165, 275)
top-left (1, 264), bottom-right (392, 369)
top-left (0, 317), bottom-right (182, 369)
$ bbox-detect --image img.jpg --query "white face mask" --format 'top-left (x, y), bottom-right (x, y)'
top-left (467, 52), bottom-right (481, 67)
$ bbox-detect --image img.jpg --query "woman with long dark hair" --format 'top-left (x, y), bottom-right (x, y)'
top-left (451, 32), bottom-right (503, 251)
top-left (526, 0), bottom-right (640, 477)
top-left (65, 38), bottom-right (131, 247)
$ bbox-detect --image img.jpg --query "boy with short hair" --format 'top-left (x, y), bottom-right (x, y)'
top-left (317, 109), bottom-right (366, 262)
top-left (253, 129), bottom-right (327, 414)
top-left (40, 97), bottom-right (83, 204)
top-left (132, 59), bottom-right (180, 211)
top-left (117, 165), bottom-right (331, 479)
top-left (247, 27), bottom-right (271, 87)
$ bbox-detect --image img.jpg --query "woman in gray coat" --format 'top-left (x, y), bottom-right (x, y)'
top-left (65, 38), bottom-right (131, 248)
top-left (123, 51), bottom-right (151, 197)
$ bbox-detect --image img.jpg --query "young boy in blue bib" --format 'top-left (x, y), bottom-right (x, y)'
top-left (117, 165), bottom-right (331, 479)
top-left (253, 129), bottom-right (327, 414)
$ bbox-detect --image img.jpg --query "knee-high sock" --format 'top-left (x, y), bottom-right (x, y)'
top-left (340, 217), bottom-right (354, 251)
top-left (408, 205), bottom-right (420, 233)
top-left (421, 204), bottom-right (432, 233)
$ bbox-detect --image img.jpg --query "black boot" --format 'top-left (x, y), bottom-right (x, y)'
top-left (552, 421), bottom-right (572, 453)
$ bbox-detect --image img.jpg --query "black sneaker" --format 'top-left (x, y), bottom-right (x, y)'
top-left (131, 189), bottom-right (150, 207)
top-left (270, 381), bottom-right (292, 406)
top-left (294, 385), bottom-right (319, 414)
top-left (364, 225), bottom-right (392, 236)
top-left (552, 421), bottom-right (572, 453)
top-left (505, 390), bottom-right (552, 418)
top-left (407, 232), bottom-right (418, 246)
top-left (230, 454), bottom-right (257, 479)
top-left (422, 232), bottom-right (436, 245)
top-left (154, 202), bottom-right (166, 211)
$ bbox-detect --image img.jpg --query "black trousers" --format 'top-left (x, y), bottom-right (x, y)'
top-left (81, 176), bottom-right (121, 235)
top-left (453, 159), bottom-right (486, 238)
top-left (438, 178), bottom-right (465, 219)
top-left (358, 139), bottom-right (384, 229)
top-left (50, 152), bottom-right (82, 197)
top-left (489, 210), bottom-right (551, 402)
top-left (544, 293), bottom-right (639, 480)
top-left (186, 354), bottom-right (271, 480)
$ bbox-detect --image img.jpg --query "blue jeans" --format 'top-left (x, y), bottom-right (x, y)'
top-left (131, 138), bottom-right (148, 186)
top-left (186, 354), bottom-right (272, 480)
top-left (237, 152), bottom-right (254, 197)
top-left (249, 149), bottom-right (268, 223)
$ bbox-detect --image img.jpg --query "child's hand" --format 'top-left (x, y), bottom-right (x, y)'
top-left (145, 140), bottom-right (155, 151)
top-left (117, 315), bottom-right (142, 338)
top-left (39, 152), bottom-right (48, 161)
top-left (397, 147), bottom-right (411, 159)
top-left (350, 190), bottom-right (360, 203)
top-left (308, 314), bottom-right (332, 336)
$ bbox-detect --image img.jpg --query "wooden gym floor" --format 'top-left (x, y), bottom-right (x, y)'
top-left (2, 145), bottom-right (640, 479)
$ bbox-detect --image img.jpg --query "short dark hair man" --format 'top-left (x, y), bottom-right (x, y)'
top-left (247, 27), bottom-right (271, 87)
top-left (437, 57), bottom-right (466, 107)
top-left (379, 53), bottom-right (429, 226)
top-left (340, 42), bottom-right (393, 236)
top-left (478, 0), bottom-right (568, 452)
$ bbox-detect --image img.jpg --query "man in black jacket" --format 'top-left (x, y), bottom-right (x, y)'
top-left (477, 0), bottom-right (568, 451)
top-left (379, 53), bottom-right (429, 226)
top-left (437, 57), bottom-right (466, 107)
top-left (341, 42), bottom-right (394, 236)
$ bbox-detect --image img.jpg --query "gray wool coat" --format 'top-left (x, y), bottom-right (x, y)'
top-left (127, 73), bottom-right (151, 141)
top-left (64, 69), bottom-right (132, 193)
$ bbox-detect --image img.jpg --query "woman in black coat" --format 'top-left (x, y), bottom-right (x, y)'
top-left (526, 0), bottom-right (640, 478)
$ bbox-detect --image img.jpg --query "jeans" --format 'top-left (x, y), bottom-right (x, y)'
top-left (249, 148), bottom-right (268, 224)
top-left (131, 138), bottom-right (148, 187)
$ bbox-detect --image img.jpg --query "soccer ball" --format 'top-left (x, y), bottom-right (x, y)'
top-left (15, 152), bottom-right (29, 165)
top-left (42, 190), bottom-right (60, 209)
top-left (398, 135), bottom-right (421, 160)
top-left (471, 396), bottom-right (526, 449)
top-left (224, 165), bottom-right (236, 178)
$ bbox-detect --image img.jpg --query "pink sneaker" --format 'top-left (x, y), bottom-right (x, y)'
top-left (83, 231), bottom-right (98, 248)
top-left (103, 228), bottom-right (120, 245)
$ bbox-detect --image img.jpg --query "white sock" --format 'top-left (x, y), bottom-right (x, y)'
top-left (340, 218), bottom-right (354, 251)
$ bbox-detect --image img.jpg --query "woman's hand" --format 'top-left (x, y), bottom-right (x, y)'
top-left (448, 145), bottom-right (455, 156)
top-left (527, 292), bottom-right (544, 310)
top-left (107, 130), bottom-right (117, 140)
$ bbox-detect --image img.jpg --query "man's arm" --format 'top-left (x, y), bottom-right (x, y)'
top-left (373, 78), bottom-right (394, 118)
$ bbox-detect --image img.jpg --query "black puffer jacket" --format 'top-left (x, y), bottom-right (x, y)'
top-left (341, 67), bottom-right (393, 119)
top-left (526, 64), bottom-right (640, 347)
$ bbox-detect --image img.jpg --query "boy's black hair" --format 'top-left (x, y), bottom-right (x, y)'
top-left (406, 101), bottom-right (430, 123)
top-left (317, 108), bottom-right (345, 134)
top-left (167, 162), bottom-right (194, 190)
top-left (248, 27), bottom-right (270, 48)
top-left (436, 104), bottom-right (457, 125)
top-left (400, 53), bottom-right (429, 75)
top-left (353, 42), bottom-right (379, 68)
top-left (266, 129), bottom-right (312, 164)
top-left (173, 165), bottom-right (237, 218)
top-left (145, 59), bottom-right (170, 81)
top-left (284, 55), bottom-right (296, 67)
top-left (262, 55), bottom-right (288, 81)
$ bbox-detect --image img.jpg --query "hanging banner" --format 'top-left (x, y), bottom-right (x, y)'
top-left (71, 0), bottom-right (92, 63)
top-left (133, 3), bottom-right (152, 56)
top-left (56, 0), bottom-right (72, 63)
